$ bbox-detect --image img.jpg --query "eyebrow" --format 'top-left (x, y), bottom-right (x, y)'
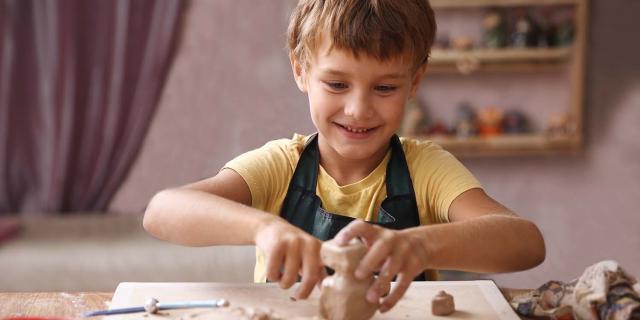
top-left (319, 68), bottom-right (407, 79)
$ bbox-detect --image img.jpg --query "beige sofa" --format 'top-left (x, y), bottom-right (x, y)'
top-left (0, 214), bottom-right (255, 291)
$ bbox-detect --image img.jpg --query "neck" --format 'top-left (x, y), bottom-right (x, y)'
top-left (317, 136), bottom-right (390, 187)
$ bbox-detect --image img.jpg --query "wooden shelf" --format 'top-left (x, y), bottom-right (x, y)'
top-left (413, 134), bottom-right (581, 157)
top-left (431, 0), bottom-right (581, 9)
top-left (411, 0), bottom-right (588, 157)
top-left (431, 48), bottom-right (572, 64)
top-left (428, 48), bottom-right (572, 74)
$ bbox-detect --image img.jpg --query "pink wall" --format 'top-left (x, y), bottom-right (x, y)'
top-left (111, 0), bottom-right (640, 288)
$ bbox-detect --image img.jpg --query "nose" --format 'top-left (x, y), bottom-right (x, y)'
top-left (343, 90), bottom-right (374, 120)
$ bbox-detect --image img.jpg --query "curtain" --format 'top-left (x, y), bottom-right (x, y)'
top-left (0, 0), bottom-right (186, 213)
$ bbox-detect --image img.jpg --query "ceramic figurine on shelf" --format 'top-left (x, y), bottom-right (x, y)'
top-left (400, 99), bottom-right (429, 137)
top-left (546, 112), bottom-right (576, 137)
top-left (556, 16), bottom-right (575, 47)
top-left (451, 35), bottom-right (474, 51)
top-left (455, 102), bottom-right (477, 138)
top-left (511, 9), bottom-right (537, 48)
top-left (433, 33), bottom-right (451, 50)
top-left (427, 121), bottom-right (450, 137)
top-left (536, 8), bottom-right (558, 48)
top-left (503, 109), bottom-right (528, 134)
top-left (482, 9), bottom-right (507, 49)
top-left (477, 107), bottom-right (503, 137)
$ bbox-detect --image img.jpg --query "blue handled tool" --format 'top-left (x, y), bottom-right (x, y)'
top-left (83, 298), bottom-right (229, 317)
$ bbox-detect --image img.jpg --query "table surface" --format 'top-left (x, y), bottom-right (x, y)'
top-left (0, 288), bottom-right (530, 319)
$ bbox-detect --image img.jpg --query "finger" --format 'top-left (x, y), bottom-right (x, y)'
top-left (380, 272), bottom-right (412, 313)
top-left (279, 242), bottom-right (302, 289)
top-left (370, 256), bottom-right (403, 299)
top-left (295, 244), bottom-right (323, 299)
top-left (356, 239), bottom-right (393, 279)
top-left (365, 258), bottom-right (399, 303)
top-left (316, 267), bottom-right (328, 290)
top-left (333, 220), bottom-right (379, 246)
top-left (265, 244), bottom-right (285, 282)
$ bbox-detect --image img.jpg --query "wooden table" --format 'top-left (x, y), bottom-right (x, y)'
top-left (0, 289), bottom-right (530, 319)
top-left (0, 292), bottom-right (112, 319)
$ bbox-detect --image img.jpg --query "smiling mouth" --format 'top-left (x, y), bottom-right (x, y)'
top-left (335, 123), bottom-right (377, 133)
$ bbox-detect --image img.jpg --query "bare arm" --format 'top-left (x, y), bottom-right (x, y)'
top-left (143, 169), bottom-right (272, 246)
top-left (406, 188), bottom-right (546, 273)
top-left (333, 188), bottom-right (545, 312)
top-left (142, 169), bottom-right (324, 299)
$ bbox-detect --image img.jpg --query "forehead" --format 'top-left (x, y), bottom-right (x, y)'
top-left (310, 36), bottom-right (412, 78)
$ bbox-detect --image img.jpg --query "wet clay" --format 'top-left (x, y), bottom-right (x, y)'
top-left (319, 239), bottom-right (379, 320)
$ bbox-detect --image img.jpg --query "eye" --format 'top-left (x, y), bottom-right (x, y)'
top-left (374, 85), bottom-right (397, 93)
top-left (324, 81), bottom-right (348, 91)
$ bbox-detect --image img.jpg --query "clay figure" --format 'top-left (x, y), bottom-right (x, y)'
top-left (400, 99), bottom-right (428, 137)
top-left (536, 9), bottom-right (558, 47)
top-left (455, 102), bottom-right (477, 138)
top-left (556, 16), bottom-right (575, 47)
top-left (482, 10), bottom-right (507, 48)
top-left (319, 239), bottom-right (378, 320)
top-left (451, 35), bottom-right (474, 51)
top-left (477, 107), bottom-right (504, 137)
top-left (432, 290), bottom-right (455, 316)
top-left (503, 110), bottom-right (528, 134)
top-left (511, 9), bottom-right (537, 48)
top-left (427, 121), bottom-right (450, 137)
top-left (433, 33), bottom-right (451, 50)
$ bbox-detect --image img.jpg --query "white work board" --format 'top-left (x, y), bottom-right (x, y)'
top-left (109, 281), bottom-right (521, 319)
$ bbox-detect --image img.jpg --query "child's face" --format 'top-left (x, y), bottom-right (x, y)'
top-left (292, 38), bottom-right (426, 161)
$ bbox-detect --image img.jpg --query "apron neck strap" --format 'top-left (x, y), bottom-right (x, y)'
top-left (385, 135), bottom-right (414, 197)
top-left (291, 133), bottom-right (320, 193)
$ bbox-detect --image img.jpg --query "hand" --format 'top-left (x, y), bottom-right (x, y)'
top-left (254, 216), bottom-right (325, 299)
top-left (333, 220), bottom-right (429, 313)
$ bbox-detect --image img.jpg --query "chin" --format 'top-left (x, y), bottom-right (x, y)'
top-left (334, 145), bottom-right (379, 160)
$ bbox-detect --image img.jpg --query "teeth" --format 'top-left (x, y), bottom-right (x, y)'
top-left (344, 126), bottom-right (370, 133)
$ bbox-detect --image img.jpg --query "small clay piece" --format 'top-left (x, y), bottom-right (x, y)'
top-left (431, 290), bottom-right (455, 316)
top-left (231, 307), bottom-right (277, 320)
top-left (319, 239), bottom-right (378, 320)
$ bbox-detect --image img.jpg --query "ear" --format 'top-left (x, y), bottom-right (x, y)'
top-left (409, 63), bottom-right (428, 98)
top-left (290, 54), bottom-right (308, 93)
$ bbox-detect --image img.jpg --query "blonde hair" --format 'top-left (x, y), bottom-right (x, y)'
top-left (287, 0), bottom-right (436, 72)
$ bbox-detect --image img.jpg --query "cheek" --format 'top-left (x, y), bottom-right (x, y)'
top-left (378, 96), bottom-right (407, 123)
top-left (308, 85), bottom-right (341, 113)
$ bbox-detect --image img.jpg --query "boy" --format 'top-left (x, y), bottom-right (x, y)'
top-left (143, 0), bottom-right (545, 313)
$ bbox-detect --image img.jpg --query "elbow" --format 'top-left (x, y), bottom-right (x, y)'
top-left (143, 189), bottom-right (172, 239)
top-left (526, 220), bottom-right (546, 268)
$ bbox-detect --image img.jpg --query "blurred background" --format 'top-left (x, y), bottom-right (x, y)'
top-left (1, 0), bottom-right (638, 292)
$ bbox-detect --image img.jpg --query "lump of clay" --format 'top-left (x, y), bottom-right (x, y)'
top-left (432, 290), bottom-right (455, 316)
top-left (319, 239), bottom-right (379, 320)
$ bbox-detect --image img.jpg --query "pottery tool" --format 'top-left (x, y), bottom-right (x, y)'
top-left (83, 297), bottom-right (229, 317)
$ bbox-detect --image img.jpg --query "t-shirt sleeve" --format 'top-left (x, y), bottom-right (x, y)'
top-left (407, 140), bottom-right (483, 224)
top-left (222, 139), bottom-right (295, 213)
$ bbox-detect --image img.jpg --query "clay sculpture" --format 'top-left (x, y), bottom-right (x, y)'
top-left (319, 239), bottom-right (379, 320)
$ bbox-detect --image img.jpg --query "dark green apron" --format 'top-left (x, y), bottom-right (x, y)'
top-left (280, 133), bottom-right (429, 281)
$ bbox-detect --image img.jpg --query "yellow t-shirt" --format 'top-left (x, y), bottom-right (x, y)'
top-left (224, 133), bottom-right (482, 282)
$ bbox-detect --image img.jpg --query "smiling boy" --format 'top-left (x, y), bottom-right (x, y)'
top-left (143, 0), bottom-right (545, 313)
